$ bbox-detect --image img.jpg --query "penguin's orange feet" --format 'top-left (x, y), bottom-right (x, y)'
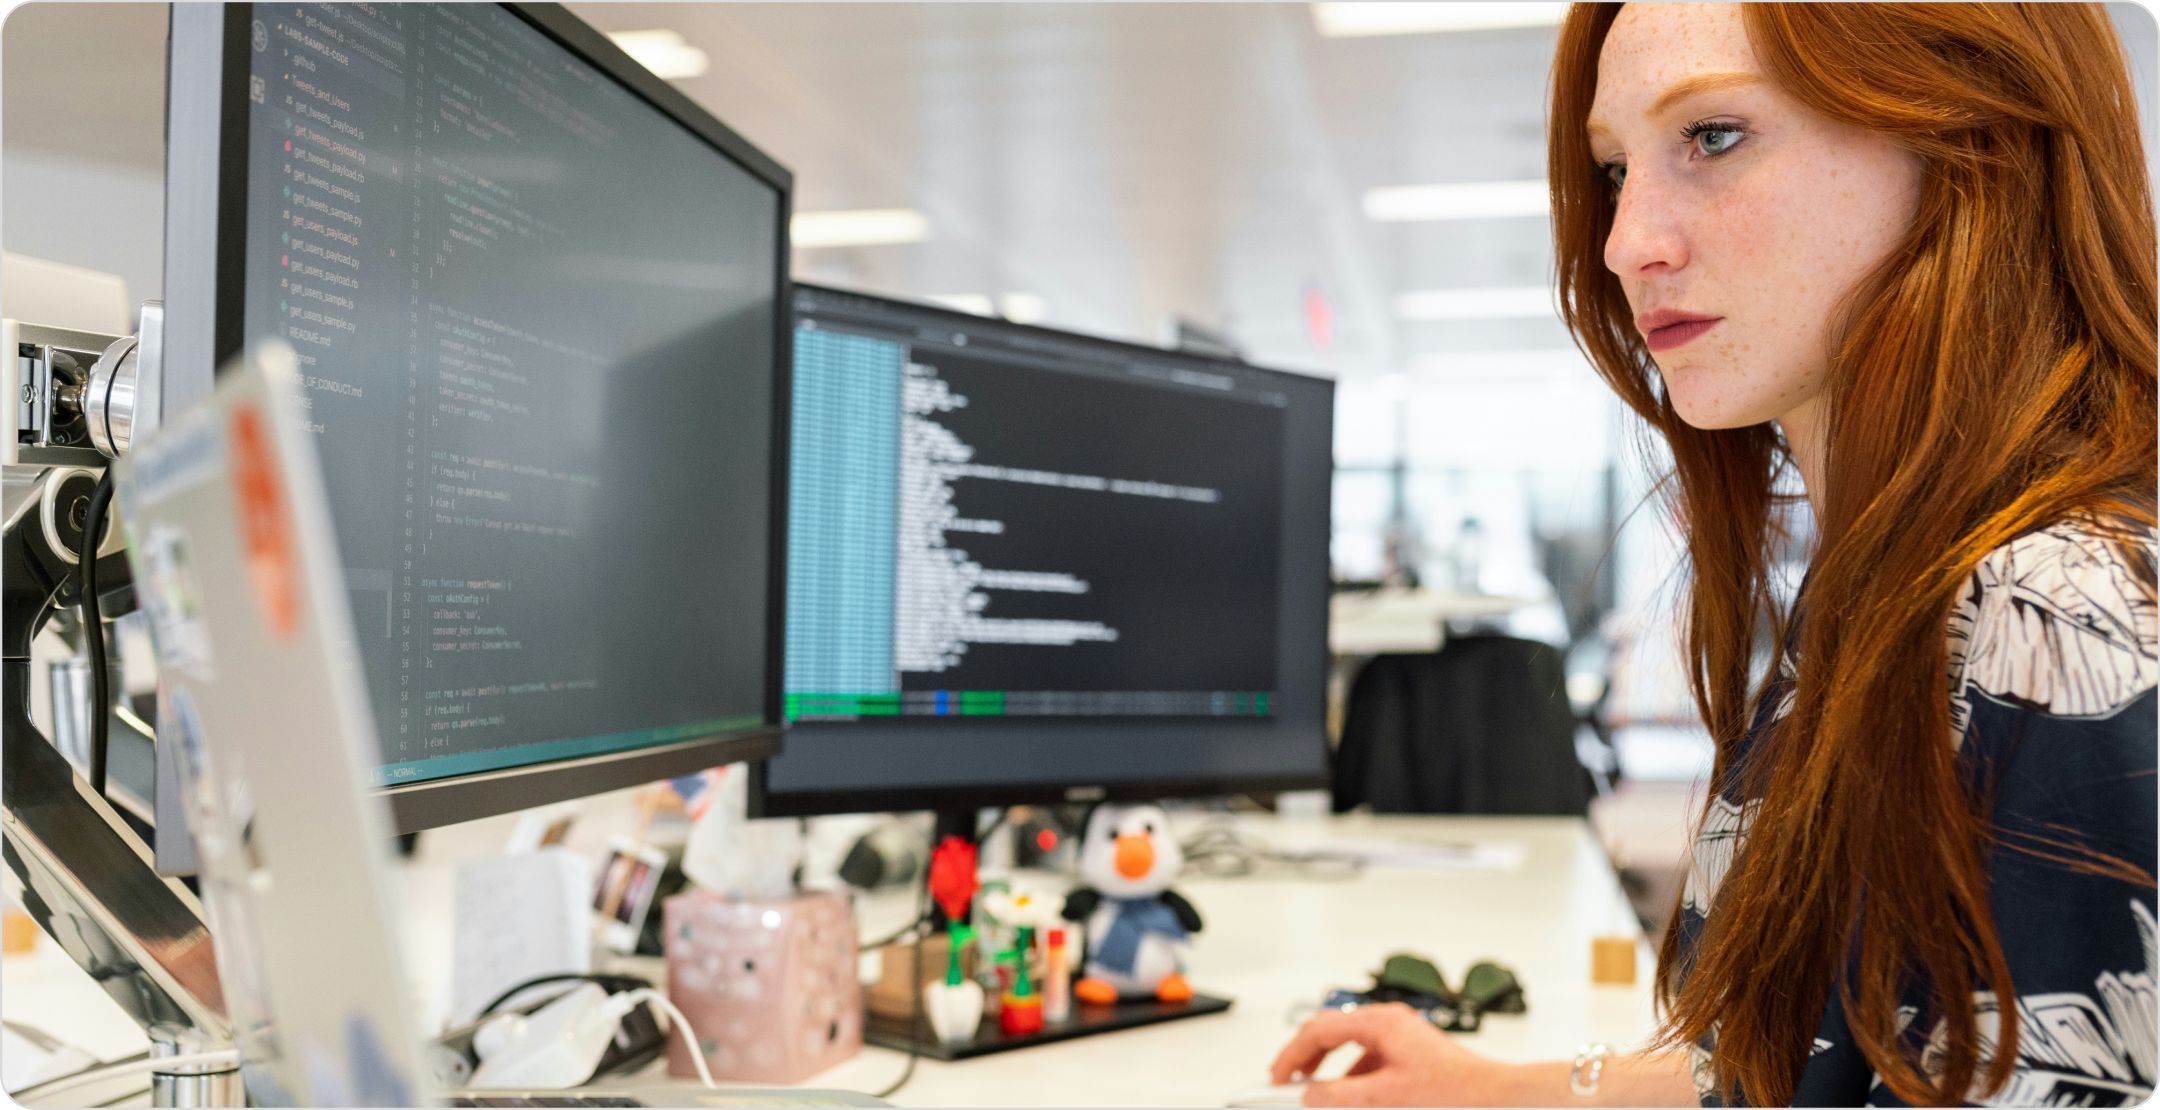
top-left (1074, 977), bottom-right (1120, 1006)
top-left (1155, 973), bottom-right (1194, 1002)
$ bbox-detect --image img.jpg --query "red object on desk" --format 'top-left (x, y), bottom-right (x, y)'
top-left (928, 836), bottom-right (980, 922)
top-left (999, 992), bottom-right (1044, 1036)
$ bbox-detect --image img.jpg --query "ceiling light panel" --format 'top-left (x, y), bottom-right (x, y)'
top-left (925, 293), bottom-right (996, 316)
top-left (999, 293), bottom-right (1048, 324)
top-left (607, 30), bottom-right (710, 80)
top-left (791, 209), bottom-right (931, 249)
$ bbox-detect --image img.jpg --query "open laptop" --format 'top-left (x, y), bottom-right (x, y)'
top-left (115, 343), bottom-right (881, 1107)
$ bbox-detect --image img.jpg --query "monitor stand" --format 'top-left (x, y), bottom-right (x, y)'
top-left (870, 808), bottom-right (1234, 1060)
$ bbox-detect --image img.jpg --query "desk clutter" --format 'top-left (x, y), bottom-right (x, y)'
top-left (438, 777), bottom-right (877, 1090)
top-left (438, 788), bottom-right (1244, 1086)
top-left (856, 803), bottom-right (1236, 1061)
top-left (439, 791), bottom-right (1637, 1088)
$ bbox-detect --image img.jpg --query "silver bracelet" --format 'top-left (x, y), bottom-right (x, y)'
top-left (1569, 1042), bottom-right (1612, 1098)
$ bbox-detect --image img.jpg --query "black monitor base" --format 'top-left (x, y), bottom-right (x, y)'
top-left (866, 992), bottom-right (1232, 1061)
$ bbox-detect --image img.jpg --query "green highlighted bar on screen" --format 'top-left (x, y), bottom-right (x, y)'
top-left (788, 693), bottom-right (903, 719)
top-left (374, 713), bottom-right (768, 787)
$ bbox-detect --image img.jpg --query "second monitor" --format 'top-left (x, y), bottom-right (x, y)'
top-left (758, 284), bottom-right (1335, 818)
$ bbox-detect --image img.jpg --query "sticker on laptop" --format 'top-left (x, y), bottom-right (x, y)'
top-left (229, 404), bottom-right (302, 639)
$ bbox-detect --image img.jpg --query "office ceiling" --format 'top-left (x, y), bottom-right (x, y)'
top-left (6, 3), bottom-right (2156, 382)
top-left (564, 3), bottom-right (1572, 378)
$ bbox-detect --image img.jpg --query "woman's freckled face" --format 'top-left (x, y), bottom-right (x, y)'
top-left (1587, 4), bottom-right (1924, 431)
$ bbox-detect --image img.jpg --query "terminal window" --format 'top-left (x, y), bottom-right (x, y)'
top-left (786, 295), bottom-right (1286, 721)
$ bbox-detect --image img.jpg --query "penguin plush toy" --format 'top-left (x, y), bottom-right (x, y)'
top-left (1060, 803), bottom-right (1203, 1005)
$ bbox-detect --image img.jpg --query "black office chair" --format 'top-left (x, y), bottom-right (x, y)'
top-left (1332, 633), bottom-right (1595, 816)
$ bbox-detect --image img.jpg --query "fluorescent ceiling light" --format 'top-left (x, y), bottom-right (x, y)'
top-left (926, 293), bottom-right (996, 316)
top-left (1313, 3), bottom-right (1568, 37)
top-left (607, 30), bottom-right (709, 80)
top-left (1000, 293), bottom-right (1048, 324)
top-left (1395, 286), bottom-right (1556, 321)
top-left (792, 209), bottom-right (930, 249)
top-left (1365, 180), bottom-right (1548, 222)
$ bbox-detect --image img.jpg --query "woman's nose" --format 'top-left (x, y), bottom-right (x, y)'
top-left (1603, 170), bottom-right (1689, 279)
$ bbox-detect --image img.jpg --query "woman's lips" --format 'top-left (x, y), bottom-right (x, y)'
top-left (1645, 317), bottom-right (1720, 353)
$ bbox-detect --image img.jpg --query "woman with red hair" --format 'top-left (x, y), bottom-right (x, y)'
top-left (1271, 5), bottom-right (2156, 1105)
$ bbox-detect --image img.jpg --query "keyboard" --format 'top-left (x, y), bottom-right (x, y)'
top-left (448, 1088), bottom-right (885, 1108)
top-left (442, 1092), bottom-right (635, 1101)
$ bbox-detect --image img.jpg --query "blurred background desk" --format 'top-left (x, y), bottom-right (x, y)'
top-left (1327, 588), bottom-right (1534, 655)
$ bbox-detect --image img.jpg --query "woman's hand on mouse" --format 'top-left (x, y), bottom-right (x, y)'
top-left (1268, 1003), bottom-right (1520, 1107)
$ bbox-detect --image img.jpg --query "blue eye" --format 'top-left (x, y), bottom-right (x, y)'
top-left (1680, 120), bottom-right (1746, 158)
top-left (1598, 161), bottom-right (1627, 191)
top-left (1696, 128), bottom-right (1741, 155)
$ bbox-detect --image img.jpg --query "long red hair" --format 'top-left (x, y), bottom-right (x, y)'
top-left (1549, 5), bottom-right (2158, 1105)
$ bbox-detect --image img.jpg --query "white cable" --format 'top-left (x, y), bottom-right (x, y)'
top-left (14, 1049), bottom-right (239, 1103)
top-left (620, 989), bottom-right (716, 1090)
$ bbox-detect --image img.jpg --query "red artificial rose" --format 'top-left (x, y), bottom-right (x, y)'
top-left (928, 836), bottom-right (979, 922)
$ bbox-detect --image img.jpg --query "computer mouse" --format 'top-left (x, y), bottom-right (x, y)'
top-left (1223, 1081), bottom-right (1310, 1107)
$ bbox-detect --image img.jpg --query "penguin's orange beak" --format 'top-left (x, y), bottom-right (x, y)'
top-left (1114, 832), bottom-right (1155, 880)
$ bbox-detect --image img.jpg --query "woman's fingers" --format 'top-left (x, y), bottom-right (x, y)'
top-left (1268, 1005), bottom-right (1420, 1084)
top-left (1270, 1010), bottom-right (1370, 1083)
top-left (1304, 1073), bottom-right (1392, 1107)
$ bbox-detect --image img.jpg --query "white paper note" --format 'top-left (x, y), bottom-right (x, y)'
top-left (449, 848), bottom-right (593, 1024)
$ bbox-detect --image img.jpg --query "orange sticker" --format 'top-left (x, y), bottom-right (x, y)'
top-left (229, 405), bottom-right (301, 639)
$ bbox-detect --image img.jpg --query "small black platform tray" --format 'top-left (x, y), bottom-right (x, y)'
top-left (865, 993), bottom-right (1233, 1061)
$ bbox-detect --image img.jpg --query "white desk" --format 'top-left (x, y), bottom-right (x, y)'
top-left (1328, 589), bottom-right (1533, 655)
top-left (3, 812), bottom-right (1657, 1108)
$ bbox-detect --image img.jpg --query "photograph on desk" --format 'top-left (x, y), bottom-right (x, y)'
top-left (594, 838), bottom-right (669, 955)
top-left (4, 2), bottom-right (2156, 1109)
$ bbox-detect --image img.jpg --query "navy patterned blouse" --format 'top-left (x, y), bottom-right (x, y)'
top-left (1678, 519), bottom-right (2159, 1106)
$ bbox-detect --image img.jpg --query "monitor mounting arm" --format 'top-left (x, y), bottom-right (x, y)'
top-left (3, 306), bottom-right (239, 1105)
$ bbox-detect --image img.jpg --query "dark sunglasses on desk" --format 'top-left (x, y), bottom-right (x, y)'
top-left (1304, 954), bottom-right (1527, 1034)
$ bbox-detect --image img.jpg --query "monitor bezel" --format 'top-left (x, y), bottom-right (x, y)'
top-left (165, 3), bottom-right (792, 838)
top-left (750, 282), bottom-right (1335, 820)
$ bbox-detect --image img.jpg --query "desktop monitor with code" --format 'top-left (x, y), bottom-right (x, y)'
top-left (756, 284), bottom-right (1334, 820)
top-left (158, 2), bottom-right (792, 842)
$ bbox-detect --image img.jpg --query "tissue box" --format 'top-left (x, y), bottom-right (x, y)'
top-left (663, 890), bottom-right (862, 1083)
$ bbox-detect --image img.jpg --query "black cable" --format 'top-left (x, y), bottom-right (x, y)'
top-left (79, 472), bottom-right (115, 797)
top-left (862, 809), bottom-right (1007, 952)
top-left (475, 971), bottom-right (649, 1019)
top-left (1179, 817), bottom-right (1365, 880)
top-left (874, 859), bottom-right (932, 1101)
